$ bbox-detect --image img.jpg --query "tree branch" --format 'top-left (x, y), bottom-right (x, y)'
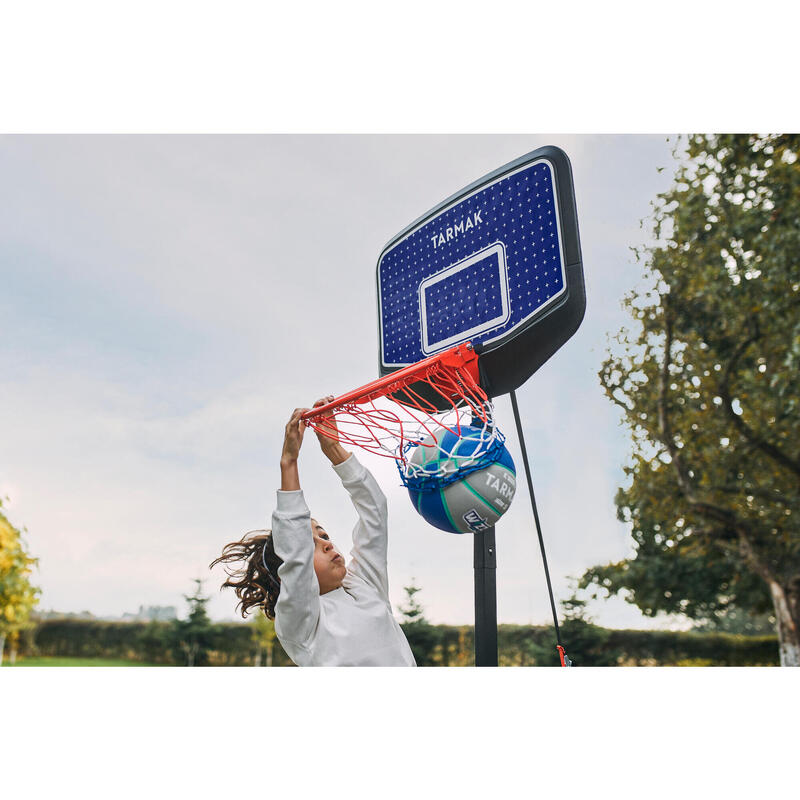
top-left (719, 316), bottom-right (800, 477)
top-left (684, 525), bottom-right (739, 556)
top-left (716, 484), bottom-right (793, 508)
top-left (657, 306), bottom-right (697, 499)
top-left (656, 304), bottom-right (772, 549)
top-left (735, 527), bottom-right (776, 585)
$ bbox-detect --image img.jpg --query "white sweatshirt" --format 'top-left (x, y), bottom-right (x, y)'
top-left (271, 453), bottom-right (416, 667)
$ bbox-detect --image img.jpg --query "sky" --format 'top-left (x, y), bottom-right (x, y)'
top-left (0, 134), bottom-right (686, 628)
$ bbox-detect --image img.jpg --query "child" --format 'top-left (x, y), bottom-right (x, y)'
top-left (211, 399), bottom-right (416, 667)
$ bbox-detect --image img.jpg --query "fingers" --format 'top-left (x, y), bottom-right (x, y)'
top-left (285, 409), bottom-right (310, 448)
top-left (282, 407), bottom-right (310, 460)
top-left (312, 397), bottom-right (337, 433)
top-left (287, 407), bottom-right (309, 426)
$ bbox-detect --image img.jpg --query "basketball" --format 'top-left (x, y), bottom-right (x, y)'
top-left (406, 425), bottom-right (517, 534)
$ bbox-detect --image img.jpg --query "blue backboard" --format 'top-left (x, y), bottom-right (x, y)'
top-left (376, 146), bottom-right (585, 399)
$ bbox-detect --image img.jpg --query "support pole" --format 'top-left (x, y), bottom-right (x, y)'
top-left (472, 394), bottom-right (498, 667)
top-left (473, 526), bottom-right (498, 666)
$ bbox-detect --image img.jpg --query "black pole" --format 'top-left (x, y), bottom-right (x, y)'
top-left (509, 389), bottom-right (567, 662)
top-left (473, 526), bottom-right (497, 666)
top-left (471, 394), bottom-right (498, 667)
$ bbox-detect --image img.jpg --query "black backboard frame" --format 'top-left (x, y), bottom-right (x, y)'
top-left (375, 145), bottom-right (585, 399)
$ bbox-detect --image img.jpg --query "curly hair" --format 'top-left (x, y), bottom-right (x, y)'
top-left (209, 530), bottom-right (283, 620)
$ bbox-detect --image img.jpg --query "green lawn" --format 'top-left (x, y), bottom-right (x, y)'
top-left (6, 656), bottom-right (163, 667)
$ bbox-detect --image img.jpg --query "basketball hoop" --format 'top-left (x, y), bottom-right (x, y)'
top-left (301, 342), bottom-right (506, 490)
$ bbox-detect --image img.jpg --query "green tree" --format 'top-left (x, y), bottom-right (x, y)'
top-left (397, 581), bottom-right (440, 666)
top-left (690, 606), bottom-right (775, 636)
top-left (585, 134), bottom-right (800, 665)
top-left (0, 501), bottom-right (40, 666)
top-left (250, 613), bottom-right (277, 666)
top-left (172, 579), bottom-right (217, 666)
top-left (398, 582), bottom-right (427, 625)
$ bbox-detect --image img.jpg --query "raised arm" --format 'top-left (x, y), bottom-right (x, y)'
top-left (310, 397), bottom-right (390, 598)
top-left (271, 408), bottom-right (320, 647)
top-left (332, 454), bottom-right (390, 597)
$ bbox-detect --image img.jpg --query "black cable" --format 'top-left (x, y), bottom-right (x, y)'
top-left (509, 389), bottom-right (567, 661)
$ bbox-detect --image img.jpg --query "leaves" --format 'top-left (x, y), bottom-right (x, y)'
top-left (586, 134), bottom-right (800, 623)
top-left (0, 502), bottom-right (40, 646)
top-left (170, 578), bottom-right (219, 666)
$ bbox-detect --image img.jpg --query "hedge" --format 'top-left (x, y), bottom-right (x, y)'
top-left (25, 618), bottom-right (294, 666)
top-left (19, 618), bottom-right (779, 666)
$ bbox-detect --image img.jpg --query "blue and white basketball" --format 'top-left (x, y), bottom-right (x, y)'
top-left (406, 425), bottom-right (516, 534)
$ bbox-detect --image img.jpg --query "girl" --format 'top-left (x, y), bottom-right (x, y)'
top-left (210, 399), bottom-right (416, 667)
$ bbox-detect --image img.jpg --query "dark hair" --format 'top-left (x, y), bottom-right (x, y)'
top-left (209, 530), bottom-right (283, 619)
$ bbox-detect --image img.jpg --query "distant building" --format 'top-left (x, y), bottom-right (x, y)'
top-left (122, 605), bottom-right (177, 622)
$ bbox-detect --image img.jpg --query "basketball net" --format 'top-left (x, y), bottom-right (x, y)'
top-left (301, 343), bottom-right (506, 490)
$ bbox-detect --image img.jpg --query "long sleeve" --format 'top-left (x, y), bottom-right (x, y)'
top-left (332, 453), bottom-right (390, 599)
top-left (271, 489), bottom-right (320, 648)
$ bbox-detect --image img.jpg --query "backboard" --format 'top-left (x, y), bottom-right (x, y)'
top-left (376, 145), bottom-right (585, 399)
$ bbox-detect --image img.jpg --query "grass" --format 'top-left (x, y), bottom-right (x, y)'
top-left (5, 656), bottom-right (163, 667)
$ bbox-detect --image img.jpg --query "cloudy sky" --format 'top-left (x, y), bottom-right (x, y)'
top-left (0, 134), bottom-right (683, 628)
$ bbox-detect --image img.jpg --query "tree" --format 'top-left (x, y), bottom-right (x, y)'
top-left (0, 501), bottom-right (40, 666)
top-left (250, 613), bottom-right (277, 667)
top-left (691, 606), bottom-right (776, 636)
top-left (171, 579), bottom-right (217, 666)
top-left (398, 582), bottom-right (427, 625)
top-left (397, 581), bottom-right (440, 666)
top-left (584, 134), bottom-right (800, 665)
